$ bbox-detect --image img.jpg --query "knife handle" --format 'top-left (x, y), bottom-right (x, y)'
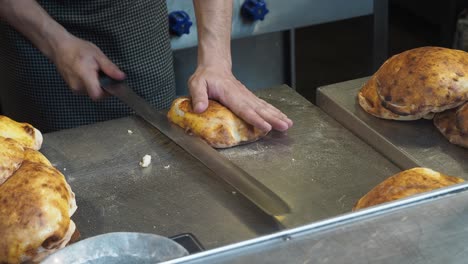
top-left (98, 71), bottom-right (125, 88)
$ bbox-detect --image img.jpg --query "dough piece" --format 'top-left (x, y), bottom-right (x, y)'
top-left (0, 161), bottom-right (77, 263)
top-left (375, 47), bottom-right (468, 117)
top-left (167, 97), bottom-right (267, 148)
top-left (0, 115), bottom-right (43, 150)
top-left (434, 103), bottom-right (468, 148)
top-left (353, 167), bottom-right (464, 211)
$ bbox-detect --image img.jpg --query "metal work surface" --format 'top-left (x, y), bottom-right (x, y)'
top-left (168, 183), bottom-right (468, 264)
top-left (219, 86), bottom-right (399, 227)
top-left (41, 85), bottom-right (398, 250)
top-left (317, 77), bottom-right (468, 178)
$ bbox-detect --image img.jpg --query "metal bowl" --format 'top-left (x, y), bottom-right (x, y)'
top-left (41, 232), bottom-right (189, 264)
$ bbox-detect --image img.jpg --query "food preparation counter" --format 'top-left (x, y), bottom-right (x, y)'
top-left (41, 85), bottom-right (399, 250)
top-left (317, 77), bottom-right (467, 178)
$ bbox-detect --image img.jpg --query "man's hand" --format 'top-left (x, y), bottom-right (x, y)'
top-left (51, 36), bottom-right (126, 100)
top-left (0, 0), bottom-right (125, 101)
top-left (191, 0), bottom-right (293, 132)
top-left (188, 66), bottom-right (293, 132)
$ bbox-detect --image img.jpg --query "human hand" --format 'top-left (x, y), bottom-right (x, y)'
top-left (51, 35), bottom-right (126, 100)
top-left (188, 66), bottom-right (293, 132)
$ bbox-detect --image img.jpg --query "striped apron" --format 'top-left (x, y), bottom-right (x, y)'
top-left (0, 0), bottom-right (175, 132)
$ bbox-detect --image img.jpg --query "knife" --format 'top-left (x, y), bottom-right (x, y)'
top-left (99, 75), bottom-right (290, 216)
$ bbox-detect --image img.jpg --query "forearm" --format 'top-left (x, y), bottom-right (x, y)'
top-left (0, 0), bottom-right (70, 60)
top-left (193, 0), bottom-right (233, 69)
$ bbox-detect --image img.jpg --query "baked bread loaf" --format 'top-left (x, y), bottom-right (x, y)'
top-left (0, 161), bottom-right (77, 263)
top-left (434, 102), bottom-right (468, 148)
top-left (359, 47), bottom-right (468, 120)
top-left (358, 75), bottom-right (421, 120)
top-left (353, 167), bottom-right (464, 211)
top-left (0, 137), bottom-right (25, 185)
top-left (0, 116), bottom-right (43, 150)
top-left (0, 117), bottom-right (77, 263)
top-left (167, 97), bottom-right (267, 148)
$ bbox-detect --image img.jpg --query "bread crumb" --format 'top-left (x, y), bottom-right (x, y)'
top-left (128, 129), bottom-right (134, 135)
top-left (139, 155), bottom-right (151, 167)
top-left (164, 165), bottom-right (170, 169)
top-left (63, 167), bottom-right (67, 171)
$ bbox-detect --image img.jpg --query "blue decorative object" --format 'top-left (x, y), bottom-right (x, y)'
top-left (169, 11), bottom-right (193, 36)
top-left (241, 0), bottom-right (269, 21)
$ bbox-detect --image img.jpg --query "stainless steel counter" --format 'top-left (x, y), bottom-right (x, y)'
top-left (317, 77), bottom-right (467, 178)
top-left (168, 182), bottom-right (468, 264)
top-left (42, 85), bottom-right (399, 250)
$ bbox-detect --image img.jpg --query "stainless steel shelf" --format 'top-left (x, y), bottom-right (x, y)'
top-left (317, 77), bottom-right (467, 178)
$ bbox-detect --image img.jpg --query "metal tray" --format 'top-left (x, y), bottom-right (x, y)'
top-left (41, 232), bottom-right (188, 264)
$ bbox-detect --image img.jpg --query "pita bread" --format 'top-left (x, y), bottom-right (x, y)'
top-left (23, 148), bottom-right (53, 167)
top-left (0, 115), bottom-right (43, 150)
top-left (167, 97), bottom-right (267, 148)
top-left (0, 161), bottom-right (77, 263)
top-left (358, 75), bottom-right (429, 120)
top-left (434, 103), bottom-right (468, 148)
top-left (375, 47), bottom-right (468, 117)
top-left (353, 167), bottom-right (464, 211)
top-left (0, 137), bottom-right (24, 185)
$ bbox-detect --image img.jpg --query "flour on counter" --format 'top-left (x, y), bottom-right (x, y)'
top-left (139, 154), bottom-right (151, 167)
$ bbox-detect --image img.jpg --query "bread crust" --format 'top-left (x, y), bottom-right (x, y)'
top-left (167, 97), bottom-right (267, 148)
top-left (353, 168), bottom-right (464, 211)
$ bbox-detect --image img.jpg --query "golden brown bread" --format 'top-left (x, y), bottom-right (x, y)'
top-left (375, 47), bottom-right (468, 117)
top-left (167, 97), bottom-right (267, 148)
top-left (358, 75), bottom-right (423, 120)
top-left (0, 115), bottom-right (43, 150)
top-left (434, 103), bottom-right (468, 148)
top-left (353, 168), bottom-right (464, 211)
top-left (23, 148), bottom-right (53, 167)
top-left (0, 137), bottom-right (24, 185)
top-left (0, 161), bottom-right (77, 264)
top-left (0, 116), bottom-right (76, 263)
top-left (0, 136), bottom-right (52, 185)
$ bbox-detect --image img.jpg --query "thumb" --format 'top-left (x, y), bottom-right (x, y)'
top-left (97, 54), bottom-right (126, 80)
top-left (189, 77), bottom-right (209, 113)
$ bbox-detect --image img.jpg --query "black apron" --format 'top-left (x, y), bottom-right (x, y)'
top-left (0, 0), bottom-right (175, 132)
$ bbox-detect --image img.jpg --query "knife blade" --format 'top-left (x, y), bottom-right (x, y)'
top-left (99, 76), bottom-right (290, 216)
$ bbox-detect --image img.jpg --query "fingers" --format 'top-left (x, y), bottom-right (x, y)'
top-left (255, 106), bottom-right (290, 132)
top-left (260, 100), bottom-right (294, 128)
top-left (96, 53), bottom-right (126, 80)
top-left (188, 77), bottom-right (209, 113)
top-left (237, 108), bottom-right (272, 132)
top-left (231, 98), bottom-right (293, 132)
top-left (187, 66), bottom-right (293, 132)
top-left (83, 71), bottom-right (105, 100)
